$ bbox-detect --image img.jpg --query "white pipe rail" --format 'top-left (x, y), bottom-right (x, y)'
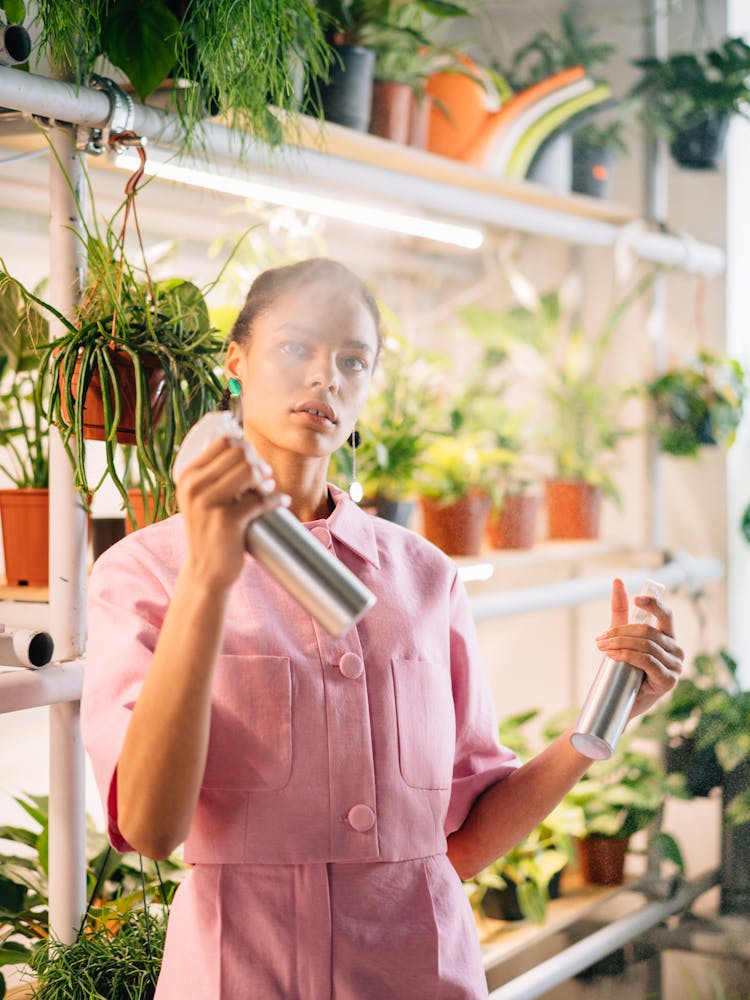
top-left (469, 554), bottom-right (724, 621)
top-left (488, 868), bottom-right (720, 1000)
top-left (0, 66), bottom-right (726, 276)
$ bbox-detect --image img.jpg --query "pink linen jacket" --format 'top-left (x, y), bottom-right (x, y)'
top-left (82, 486), bottom-right (519, 866)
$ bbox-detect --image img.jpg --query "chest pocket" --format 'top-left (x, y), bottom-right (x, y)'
top-left (391, 658), bottom-right (455, 790)
top-left (203, 654), bottom-right (293, 791)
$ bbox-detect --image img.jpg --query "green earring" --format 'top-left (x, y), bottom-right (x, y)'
top-left (228, 377), bottom-right (242, 396)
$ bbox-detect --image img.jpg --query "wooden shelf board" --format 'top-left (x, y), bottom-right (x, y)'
top-left (478, 876), bottom-right (634, 971)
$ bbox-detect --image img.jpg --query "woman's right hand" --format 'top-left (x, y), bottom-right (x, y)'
top-left (176, 436), bottom-right (289, 589)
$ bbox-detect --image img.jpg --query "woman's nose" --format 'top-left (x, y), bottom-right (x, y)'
top-left (306, 356), bottom-right (339, 392)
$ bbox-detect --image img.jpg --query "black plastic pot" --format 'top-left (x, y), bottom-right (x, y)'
top-left (572, 142), bottom-right (615, 199)
top-left (664, 739), bottom-right (724, 797)
top-left (369, 499), bottom-right (415, 528)
top-left (480, 884), bottom-right (524, 922)
top-left (317, 45), bottom-right (375, 132)
top-left (670, 114), bottom-right (730, 170)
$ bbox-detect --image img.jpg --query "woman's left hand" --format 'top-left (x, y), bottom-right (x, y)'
top-left (595, 578), bottom-right (685, 719)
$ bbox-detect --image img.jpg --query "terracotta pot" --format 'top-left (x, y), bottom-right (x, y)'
top-left (577, 835), bottom-right (629, 886)
top-left (125, 488), bottom-right (156, 533)
top-left (545, 479), bottom-right (601, 540)
top-left (419, 492), bottom-right (491, 556)
top-left (369, 80), bottom-right (414, 143)
top-left (408, 93), bottom-right (433, 150)
top-left (0, 488), bottom-right (48, 587)
top-left (63, 350), bottom-right (167, 444)
top-left (486, 494), bottom-right (540, 550)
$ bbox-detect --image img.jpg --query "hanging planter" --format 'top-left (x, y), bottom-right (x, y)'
top-left (4, 144), bottom-right (226, 524)
top-left (670, 114), bottom-right (730, 169)
top-left (62, 349), bottom-right (167, 444)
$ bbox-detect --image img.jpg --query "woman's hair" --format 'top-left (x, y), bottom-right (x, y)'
top-left (219, 258), bottom-right (382, 410)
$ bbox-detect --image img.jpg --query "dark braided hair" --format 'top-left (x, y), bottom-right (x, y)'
top-left (219, 259), bottom-right (382, 411)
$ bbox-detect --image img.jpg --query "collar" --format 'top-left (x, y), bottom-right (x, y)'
top-left (325, 484), bottom-right (381, 570)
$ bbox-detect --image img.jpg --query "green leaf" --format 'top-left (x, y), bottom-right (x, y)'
top-left (2, 1), bottom-right (25, 24)
top-left (516, 881), bottom-right (547, 924)
top-left (653, 831), bottom-right (685, 873)
top-left (100, 0), bottom-right (179, 100)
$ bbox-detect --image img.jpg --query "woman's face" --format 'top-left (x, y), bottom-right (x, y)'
top-left (225, 281), bottom-right (378, 462)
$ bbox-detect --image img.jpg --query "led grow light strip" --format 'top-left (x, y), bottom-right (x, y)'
top-left (113, 150), bottom-right (484, 250)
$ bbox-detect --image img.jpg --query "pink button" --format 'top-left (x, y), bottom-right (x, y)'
top-left (347, 804), bottom-right (375, 832)
top-left (338, 652), bottom-right (363, 679)
top-left (311, 526), bottom-right (331, 547)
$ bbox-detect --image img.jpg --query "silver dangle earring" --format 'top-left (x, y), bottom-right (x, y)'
top-left (348, 429), bottom-right (363, 503)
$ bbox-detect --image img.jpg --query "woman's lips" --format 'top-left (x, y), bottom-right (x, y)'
top-left (292, 404), bottom-right (337, 428)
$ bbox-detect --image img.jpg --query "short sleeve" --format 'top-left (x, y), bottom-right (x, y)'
top-left (81, 540), bottom-right (169, 852)
top-left (444, 570), bottom-right (520, 836)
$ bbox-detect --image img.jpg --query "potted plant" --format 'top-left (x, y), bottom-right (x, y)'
top-left (644, 350), bottom-right (746, 458)
top-left (0, 272), bottom-right (50, 587)
top-left (571, 116), bottom-right (628, 199)
top-left (313, 0), bottom-right (467, 133)
top-left (414, 432), bottom-right (504, 556)
top-left (562, 731), bottom-right (685, 886)
top-left (0, 792), bottom-right (185, 997)
top-left (468, 804), bottom-right (584, 924)
top-left (457, 305), bottom-right (541, 549)
top-left (331, 331), bottom-right (439, 526)
top-left (33, 0), bottom-right (330, 150)
top-left (362, 1), bottom-right (470, 146)
top-left (490, 278), bottom-right (651, 540)
top-left (630, 36), bottom-right (750, 169)
top-left (1, 157), bottom-right (228, 528)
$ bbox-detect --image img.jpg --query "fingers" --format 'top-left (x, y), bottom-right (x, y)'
top-left (634, 593), bottom-right (676, 638)
top-left (178, 437), bottom-right (272, 508)
top-left (609, 577), bottom-right (629, 629)
top-left (595, 626), bottom-right (685, 696)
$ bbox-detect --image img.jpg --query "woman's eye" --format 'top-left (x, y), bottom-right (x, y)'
top-left (280, 341), bottom-right (309, 357)
top-left (341, 356), bottom-right (367, 372)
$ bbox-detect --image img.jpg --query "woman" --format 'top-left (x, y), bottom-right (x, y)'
top-left (82, 258), bottom-right (684, 999)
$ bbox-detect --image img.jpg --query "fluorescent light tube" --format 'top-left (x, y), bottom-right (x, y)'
top-left (113, 151), bottom-right (484, 250)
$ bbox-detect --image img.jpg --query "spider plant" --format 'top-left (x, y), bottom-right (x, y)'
top-left (1, 150), bottom-right (232, 526)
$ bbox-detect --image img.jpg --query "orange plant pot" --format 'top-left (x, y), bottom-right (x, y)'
top-left (62, 350), bottom-right (167, 444)
top-left (419, 492), bottom-right (491, 556)
top-left (125, 488), bottom-right (157, 534)
top-left (0, 488), bottom-right (49, 587)
top-left (545, 479), bottom-right (601, 540)
top-left (577, 835), bottom-right (629, 886)
top-left (486, 494), bottom-right (540, 550)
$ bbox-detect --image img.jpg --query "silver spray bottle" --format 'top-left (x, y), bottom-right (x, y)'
top-left (570, 579), bottom-right (665, 760)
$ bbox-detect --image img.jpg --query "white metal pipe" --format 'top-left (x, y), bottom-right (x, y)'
top-left (48, 699), bottom-right (87, 944)
top-left (469, 556), bottom-right (724, 621)
top-left (488, 868), bottom-right (719, 1000)
top-left (0, 662), bottom-right (83, 713)
top-left (0, 67), bottom-right (726, 276)
top-left (46, 123), bottom-right (88, 947)
top-left (47, 127), bottom-right (88, 661)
